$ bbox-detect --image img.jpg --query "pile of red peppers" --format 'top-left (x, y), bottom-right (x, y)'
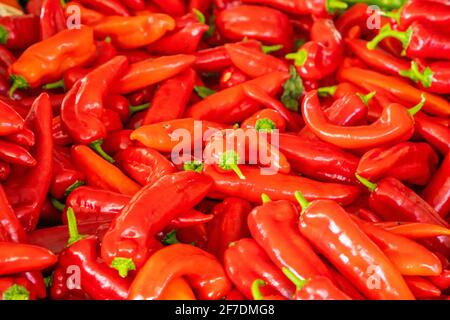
top-left (0, 0), bottom-right (449, 301)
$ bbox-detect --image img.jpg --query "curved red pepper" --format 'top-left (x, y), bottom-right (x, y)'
top-left (0, 98), bottom-right (24, 136)
top-left (0, 15), bottom-right (39, 50)
top-left (414, 112), bottom-right (450, 155)
top-left (40, 0), bottom-right (66, 40)
top-left (422, 152), bottom-right (450, 218)
top-left (241, 0), bottom-right (347, 16)
top-left (0, 140), bottom-right (36, 167)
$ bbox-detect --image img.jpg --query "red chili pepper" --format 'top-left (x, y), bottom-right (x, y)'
top-left (5, 127), bottom-right (36, 149)
top-left (143, 68), bottom-right (195, 124)
top-left (338, 67), bottom-right (450, 117)
top-left (0, 161), bottom-right (10, 182)
top-left (335, 3), bottom-right (370, 37)
top-left (0, 98), bottom-right (24, 136)
top-left (76, 0), bottom-right (130, 16)
top-left (422, 152), bottom-right (450, 218)
top-left (250, 279), bottom-right (287, 300)
top-left (4, 93), bottom-right (53, 232)
top-left (219, 66), bottom-right (249, 89)
top-left (0, 140), bottom-right (36, 166)
top-left (286, 19), bottom-right (344, 81)
top-left (121, 0), bottom-right (146, 10)
top-left (104, 95), bottom-right (149, 123)
top-left (278, 133), bottom-right (359, 185)
top-left (206, 197), bottom-right (251, 259)
top-left (151, 0), bottom-right (186, 16)
top-left (240, 0), bottom-right (347, 16)
top-left (223, 238), bottom-right (295, 299)
top-left (367, 22), bottom-right (450, 60)
top-left (216, 5), bottom-right (294, 53)
top-left (64, 2), bottom-right (105, 26)
top-left (71, 145), bottom-right (140, 196)
top-left (241, 109), bottom-right (286, 132)
top-left (203, 164), bottom-right (360, 205)
top-left (356, 142), bottom-right (438, 185)
top-left (114, 54), bottom-right (196, 94)
top-left (0, 276), bottom-right (35, 300)
top-left (414, 112), bottom-right (450, 155)
top-left (101, 171), bottom-right (212, 276)
top-left (295, 192), bottom-right (415, 300)
top-left (40, 0), bottom-right (66, 40)
top-left (356, 175), bottom-right (450, 257)
top-left (428, 269), bottom-right (450, 291)
top-left (101, 129), bottom-right (135, 156)
top-left (375, 222), bottom-right (450, 239)
top-left (404, 276), bottom-right (441, 299)
top-left (0, 15), bottom-right (39, 50)
top-left (0, 45), bottom-right (15, 68)
top-left (400, 61), bottom-right (450, 95)
top-left (114, 147), bottom-right (176, 186)
top-left (129, 244), bottom-right (231, 300)
top-left (302, 90), bottom-right (421, 149)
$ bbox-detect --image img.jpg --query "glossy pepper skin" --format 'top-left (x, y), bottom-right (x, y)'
top-left (114, 147), bottom-right (176, 186)
top-left (422, 153), bottom-right (450, 218)
top-left (39, 0), bottom-right (66, 40)
top-left (129, 244), bottom-right (231, 300)
top-left (93, 14), bottom-right (175, 50)
top-left (242, 109), bottom-right (286, 132)
top-left (8, 26), bottom-right (96, 95)
top-left (101, 171), bottom-right (212, 274)
top-left (0, 140), bottom-right (36, 166)
top-left (296, 194), bottom-right (415, 300)
top-left (0, 15), bottom-right (40, 50)
top-left (248, 199), bottom-right (335, 282)
top-left (414, 112), bottom-right (450, 155)
top-left (339, 67), bottom-right (450, 117)
top-left (278, 134), bottom-right (358, 184)
top-left (358, 176), bottom-right (450, 257)
top-left (0, 97), bottom-right (25, 136)
top-left (61, 56), bottom-right (128, 145)
top-left (356, 142), bottom-right (438, 186)
top-left (224, 238), bottom-right (295, 299)
top-left (216, 5), bottom-right (293, 53)
top-left (76, 0), bottom-right (130, 16)
top-left (400, 61), bottom-right (450, 95)
top-left (286, 19), bottom-right (344, 81)
top-left (376, 222), bottom-right (450, 240)
top-left (4, 93), bottom-right (53, 232)
top-left (240, 0), bottom-right (347, 17)
top-left (203, 164), bottom-right (360, 205)
top-left (302, 90), bottom-right (419, 149)
top-left (206, 197), bottom-right (252, 260)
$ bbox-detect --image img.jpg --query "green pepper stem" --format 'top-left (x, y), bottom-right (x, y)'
top-left (50, 197), bottom-right (65, 212)
top-left (251, 279), bottom-right (266, 300)
top-left (355, 173), bottom-right (377, 192)
top-left (219, 150), bottom-right (246, 180)
top-left (64, 180), bottom-right (85, 197)
top-left (381, 9), bottom-right (401, 25)
top-left (111, 257), bottom-right (136, 278)
top-left (192, 8), bottom-right (206, 24)
top-left (66, 207), bottom-right (85, 246)
top-left (43, 79), bottom-right (65, 91)
top-left (183, 161), bottom-right (203, 173)
top-left (356, 91), bottom-right (376, 106)
top-left (255, 118), bottom-right (276, 132)
top-left (327, 0), bottom-right (348, 13)
top-left (294, 191), bottom-right (310, 212)
top-left (162, 230), bottom-right (179, 245)
top-left (89, 139), bottom-right (115, 163)
top-left (399, 61), bottom-right (433, 88)
top-left (129, 102), bottom-right (150, 115)
top-left (2, 284), bottom-right (30, 300)
top-left (282, 267), bottom-right (309, 290)
top-left (285, 49), bottom-right (307, 67)
top-left (261, 44), bottom-right (283, 54)
top-left (0, 25), bottom-right (8, 44)
top-left (261, 193), bottom-right (272, 203)
top-left (407, 93), bottom-right (426, 116)
top-left (9, 75), bottom-right (29, 98)
top-left (317, 85), bottom-right (337, 97)
top-left (366, 24), bottom-right (412, 56)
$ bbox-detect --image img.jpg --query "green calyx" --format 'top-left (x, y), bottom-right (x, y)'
top-left (355, 173), bottom-right (377, 192)
top-left (9, 75), bottom-right (29, 98)
top-left (281, 65), bottom-right (303, 112)
top-left (129, 102), bottom-right (150, 115)
top-left (326, 0), bottom-right (348, 13)
top-left (285, 49), bottom-right (307, 67)
top-left (255, 118), bottom-right (276, 132)
top-left (111, 257), bottom-right (136, 278)
top-left (399, 61), bottom-right (434, 89)
top-left (162, 230), bottom-right (180, 246)
top-left (50, 197), bottom-right (65, 212)
top-left (44, 274), bottom-right (54, 288)
top-left (367, 24), bottom-right (412, 56)
top-left (340, 0), bottom-right (405, 10)
top-left (356, 91), bottom-right (376, 106)
top-left (192, 8), bottom-right (206, 24)
top-left (89, 139), bottom-right (115, 163)
top-left (3, 284), bottom-right (30, 300)
top-left (282, 267), bottom-right (309, 291)
top-left (219, 150), bottom-right (245, 180)
top-left (294, 191), bottom-right (310, 213)
top-left (261, 44), bottom-right (283, 54)
top-left (317, 85), bottom-right (337, 97)
top-left (66, 207), bottom-right (86, 246)
top-left (205, 14), bottom-right (216, 38)
top-left (381, 9), bottom-right (401, 25)
top-left (43, 79), bottom-right (65, 91)
top-left (64, 180), bottom-right (85, 197)
top-left (251, 279), bottom-right (266, 300)
top-left (183, 161), bottom-right (204, 173)
top-left (407, 93), bottom-right (426, 116)
top-left (0, 25), bottom-right (9, 44)
top-left (261, 193), bottom-right (272, 203)
top-left (194, 85), bottom-right (216, 99)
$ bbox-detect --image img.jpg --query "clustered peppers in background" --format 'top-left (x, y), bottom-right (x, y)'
top-left (0, 0), bottom-right (448, 301)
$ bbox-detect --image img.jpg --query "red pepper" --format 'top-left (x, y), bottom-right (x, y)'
top-left (404, 276), bottom-right (441, 299)
top-left (114, 147), bottom-right (176, 186)
top-left (0, 140), bottom-right (36, 166)
top-left (114, 54), bottom-right (196, 94)
top-left (216, 5), bottom-right (294, 53)
top-left (206, 197), bottom-right (251, 260)
top-left (0, 161), bottom-right (10, 181)
top-left (248, 198), bottom-right (335, 282)
top-left (335, 3), bottom-right (370, 37)
top-left (367, 22), bottom-right (450, 60)
top-left (143, 68), bottom-right (195, 124)
top-left (39, 0), bottom-right (66, 40)
top-left (121, 0), bottom-right (146, 10)
top-left (295, 192), bottom-right (415, 300)
top-left (356, 142), bottom-right (438, 185)
top-left (4, 93), bottom-right (53, 232)
top-left (186, 71), bottom-right (289, 124)
top-left (151, 0), bottom-right (186, 16)
top-left (357, 175), bottom-right (450, 257)
top-left (240, 0), bottom-right (347, 16)
top-left (129, 244), bottom-right (231, 300)
top-left (400, 61), bottom-right (450, 95)
top-left (422, 152), bottom-right (450, 218)
top-left (219, 66), bottom-right (250, 89)
top-left (50, 146), bottom-right (85, 200)
top-left (104, 95), bottom-right (150, 123)
top-left (64, 2), bottom-right (105, 26)
top-left (0, 98), bottom-right (24, 136)
top-left (428, 269), bottom-right (450, 290)
top-left (52, 115), bottom-right (72, 146)
top-left (101, 171), bottom-right (212, 276)
top-left (414, 112), bottom-right (450, 155)
top-left (5, 127), bottom-right (36, 149)
top-left (0, 242), bottom-right (57, 276)
top-left (0, 15), bottom-right (39, 50)
top-left (302, 90), bottom-right (421, 149)
top-left (0, 276), bottom-right (35, 300)
top-left (375, 222), bottom-right (450, 239)
top-left (0, 45), bottom-right (15, 68)
top-left (278, 134), bottom-right (359, 185)
top-left (101, 129), bottom-right (135, 156)
top-left (241, 109), bottom-right (286, 132)
top-left (251, 279), bottom-right (287, 300)
top-left (223, 238), bottom-right (295, 299)
top-left (338, 67), bottom-right (450, 117)
top-left (203, 164), bottom-right (360, 205)
top-left (61, 56), bottom-right (128, 148)
top-left (76, 0), bottom-right (130, 16)
top-left (286, 19), bottom-right (344, 81)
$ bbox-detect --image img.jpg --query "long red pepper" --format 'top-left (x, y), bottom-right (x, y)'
top-left (76, 0), bottom-right (130, 16)
top-left (422, 153), bottom-right (450, 218)
top-left (400, 61), bottom-right (450, 94)
top-left (39, 0), bottom-right (66, 40)
top-left (414, 112), bottom-right (450, 155)
top-left (0, 15), bottom-right (40, 50)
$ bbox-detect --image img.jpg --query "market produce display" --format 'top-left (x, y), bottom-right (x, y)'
top-left (0, 0), bottom-right (449, 301)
